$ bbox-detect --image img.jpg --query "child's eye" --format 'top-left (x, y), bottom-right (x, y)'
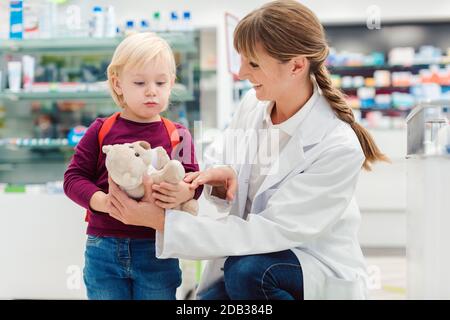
top-left (156, 82), bottom-right (167, 86)
top-left (134, 82), bottom-right (145, 86)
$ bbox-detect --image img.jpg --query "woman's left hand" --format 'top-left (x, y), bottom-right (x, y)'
top-left (108, 176), bottom-right (166, 231)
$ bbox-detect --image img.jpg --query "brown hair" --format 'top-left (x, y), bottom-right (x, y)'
top-left (233, 0), bottom-right (389, 170)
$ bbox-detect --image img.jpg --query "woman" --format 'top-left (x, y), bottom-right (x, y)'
top-left (107, 0), bottom-right (388, 300)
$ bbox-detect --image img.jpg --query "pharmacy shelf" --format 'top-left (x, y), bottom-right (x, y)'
top-left (0, 87), bottom-right (194, 102)
top-left (0, 32), bottom-right (198, 54)
top-left (341, 86), bottom-right (412, 92)
top-left (328, 63), bottom-right (449, 72)
top-left (354, 107), bottom-right (412, 113)
top-left (0, 138), bottom-right (69, 148)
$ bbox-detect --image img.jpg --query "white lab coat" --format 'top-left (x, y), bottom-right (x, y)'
top-left (156, 88), bottom-right (369, 300)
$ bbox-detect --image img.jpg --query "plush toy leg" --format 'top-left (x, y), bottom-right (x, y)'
top-left (151, 160), bottom-right (185, 184)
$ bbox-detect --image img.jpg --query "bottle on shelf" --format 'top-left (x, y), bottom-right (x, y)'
top-left (91, 6), bottom-right (104, 38)
top-left (140, 19), bottom-right (150, 32)
top-left (9, 0), bottom-right (24, 40)
top-left (22, 55), bottom-right (35, 92)
top-left (124, 20), bottom-right (135, 35)
top-left (104, 5), bottom-right (117, 38)
top-left (182, 11), bottom-right (193, 31)
top-left (169, 11), bottom-right (180, 31)
top-left (38, 0), bottom-right (57, 39)
top-left (152, 11), bottom-right (162, 32)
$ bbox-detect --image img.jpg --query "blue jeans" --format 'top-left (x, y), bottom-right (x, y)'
top-left (83, 236), bottom-right (181, 300)
top-left (198, 250), bottom-right (303, 300)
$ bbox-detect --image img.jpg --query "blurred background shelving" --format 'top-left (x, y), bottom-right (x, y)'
top-left (0, 33), bottom-right (202, 185)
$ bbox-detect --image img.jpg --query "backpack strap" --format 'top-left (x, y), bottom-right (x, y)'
top-left (98, 111), bottom-right (121, 154)
top-left (161, 116), bottom-right (180, 150)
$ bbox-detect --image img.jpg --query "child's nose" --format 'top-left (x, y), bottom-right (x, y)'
top-left (145, 85), bottom-right (157, 96)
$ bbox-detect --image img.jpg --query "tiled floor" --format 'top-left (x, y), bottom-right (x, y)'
top-left (363, 248), bottom-right (406, 300)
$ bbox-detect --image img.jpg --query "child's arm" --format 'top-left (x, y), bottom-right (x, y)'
top-left (63, 118), bottom-right (108, 213)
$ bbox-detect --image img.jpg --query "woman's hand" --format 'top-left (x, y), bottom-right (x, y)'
top-left (107, 176), bottom-right (165, 231)
top-left (151, 181), bottom-right (195, 209)
top-left (184, 167), bottom-right (237, 201)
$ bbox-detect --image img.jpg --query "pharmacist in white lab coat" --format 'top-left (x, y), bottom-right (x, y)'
top-left (108, 0), bottom-right (388, 300)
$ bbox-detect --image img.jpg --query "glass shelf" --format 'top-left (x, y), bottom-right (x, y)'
top-left (341, 86), bottom-right (412, 92)
top-left (0, 86), bottom-right (194, 102)
top-left (327, 63), bottom-right (450, 75)
top-left (328, 63), bottom-right (449, 72)
top-left (0, 32), bottom-right (198, 54)
top-left (354, 107), bottom-right (412, 113)
top-left (0, 138), bottom-right (70, 149)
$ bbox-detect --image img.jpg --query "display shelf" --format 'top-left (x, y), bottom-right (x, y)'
top-left (0, 138), bottom-right (70, 149)
top-left (355, 107), bottom-right (411, 113)
top-left (0, 31), bottom-right (201, 185)
top-left (328, 63), bottom-right (449, 72)
top-left (341, 86), bottom-right (412, 92)
top-left (0, 32), bottom-right (198, 54)
top-left (0, 86), bottom-right (194, 102)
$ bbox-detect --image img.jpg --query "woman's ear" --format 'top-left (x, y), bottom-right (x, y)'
top-left (111, 75), bottom-right (123, 95)
top-left (290, 56), bottom-right (309, 76)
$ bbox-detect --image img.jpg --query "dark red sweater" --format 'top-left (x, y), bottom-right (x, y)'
top-left (64, 115), bottom-right (202, 239)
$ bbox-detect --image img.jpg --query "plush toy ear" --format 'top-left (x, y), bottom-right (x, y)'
top-left (138, 141), bottom-right (151, 150)
top-left (102, 145), bottom-right (112, 154)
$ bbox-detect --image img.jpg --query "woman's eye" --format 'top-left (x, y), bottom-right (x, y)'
top-left (135, 152), bottom-right (140, 157)
top-left (134, 82), bottom-right (145, 86)
top-left (249, 62), bottom-right (259, 68)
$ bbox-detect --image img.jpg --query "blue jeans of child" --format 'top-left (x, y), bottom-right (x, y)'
top-left (83, 236), bottom-right (181, 300)
top-left (198, 250), bottom-right (303, 300)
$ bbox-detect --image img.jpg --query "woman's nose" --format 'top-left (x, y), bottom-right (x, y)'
top-left (238, 65), bottom-right (248, 81)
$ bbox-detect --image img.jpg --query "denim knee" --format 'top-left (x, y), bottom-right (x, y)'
top-left (223, 255), bottom-right (264, 299)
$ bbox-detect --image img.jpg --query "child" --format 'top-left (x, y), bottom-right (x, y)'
top-left (63, 32), bottom-right (202, 300)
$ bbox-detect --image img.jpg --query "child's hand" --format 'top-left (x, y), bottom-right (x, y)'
top-left (151, 181), bottom-right (195, 209)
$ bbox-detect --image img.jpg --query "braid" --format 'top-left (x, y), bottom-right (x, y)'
top-left (314, 65), bottom-right (356, 124)
top-left (314, 64), bottom-right (389, 170)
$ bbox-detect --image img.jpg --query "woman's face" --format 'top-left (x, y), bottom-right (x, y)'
top-left (238, 45), bottom-right (293, 101)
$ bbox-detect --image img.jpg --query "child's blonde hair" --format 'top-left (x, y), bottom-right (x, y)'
top-left (107, 32), bottom-right (177, 108)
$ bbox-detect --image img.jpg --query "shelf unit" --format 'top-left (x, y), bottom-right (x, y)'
top-left (328, 63), bottom-right (449, 74)
top-left (0, 32), bottom-right (201, 186)
top-left (0, 87), bottom-right (194, 102)
top-left (0, 32), bottom-right (198, 54)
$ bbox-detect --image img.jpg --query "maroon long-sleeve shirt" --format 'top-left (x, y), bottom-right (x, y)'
top-left (64, 114), bottom-right (202, 239)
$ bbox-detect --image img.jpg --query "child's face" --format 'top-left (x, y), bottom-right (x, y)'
top-left (113, 58), bottom-right (174, 122)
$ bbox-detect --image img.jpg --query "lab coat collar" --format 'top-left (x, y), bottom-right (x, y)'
top-left (251, 81), bottom-right (336, 202)
top-left (262, 78), bottom-right (320, 138)
top-left (258, 77), bottom-right (333, 148)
